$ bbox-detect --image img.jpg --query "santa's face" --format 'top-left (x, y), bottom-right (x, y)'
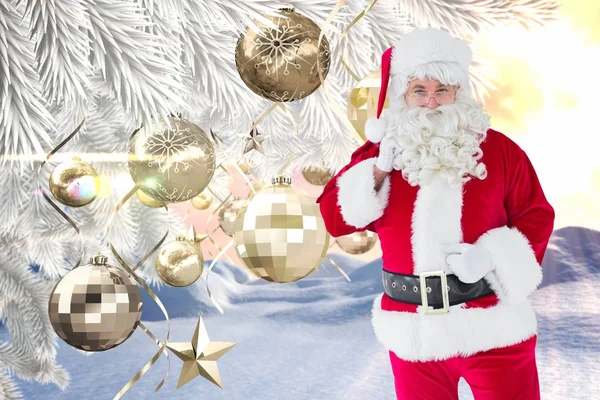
top-left (388, 78), bottom-right (491, 187)
top-left (403, 79), bottom-right (457, 109)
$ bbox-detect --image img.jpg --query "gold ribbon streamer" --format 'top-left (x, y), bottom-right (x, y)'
top-left (317, 0), bottom-right (378, 145)
top-left (338, 0), bottom-right (380, 85)
top-left (231, 160), bottom-right (256, 197)
top-left (110, 187), bottom-right (171, 399)
top-left (325, 255), bottom-right (351, 282)
top-left (38, 119), bottom-right (86, 269)
top-left (205, 239), bottom-right (235, 314)
top-left (339, 0), bottom-right (379, 40)
top-left (275, 103), bottom-right (301, 176)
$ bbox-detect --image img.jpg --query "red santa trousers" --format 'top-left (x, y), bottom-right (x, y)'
top-left (389, 335), bottom-right (540, 400)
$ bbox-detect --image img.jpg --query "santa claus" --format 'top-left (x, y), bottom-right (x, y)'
top-left (317, 28), bottom-right (555, 399)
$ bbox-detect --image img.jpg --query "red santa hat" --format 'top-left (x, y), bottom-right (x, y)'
top-left (365, 28), bottom-right (473, 143)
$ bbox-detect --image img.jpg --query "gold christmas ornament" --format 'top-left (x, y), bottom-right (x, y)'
top-left (155, 235), bottom-right (204, 287)
top-left (235, 6), bottom-right (331, 102)
top-left (48, 255), bottom-right (142, 352)
top-left (136, 189), bottom-right (165, 208)
top-left (167, 314), bottom-right (236, 389)
top-left (128, 117), bottom-right (216, 204)
top-left (348, 70), bottom-right (390, 142)
top-left (242, 128), bottom-right (266, 155)
top-left (48, 157), bottom-right (101, 207)
top-left (233, 176), bottom-right (330, 283)
top-left (336, 231), bottom-right (378, 255)
top-left (191, 191), bottom-right (213, 210)
top-left (302, 166), bottom-right (334, 186)
top-left (218, 198), bottom-right (248, 236)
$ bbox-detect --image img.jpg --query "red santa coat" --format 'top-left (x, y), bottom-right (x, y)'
top-left (317, 129), bottom-right (555, 362)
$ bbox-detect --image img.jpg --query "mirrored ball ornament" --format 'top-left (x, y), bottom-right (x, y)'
top-left (233, 176), bottom-right (330, 283)
top-left (218, 198), bottom-right (248, 236)
top-left (49, 157), bottom-right (101, 207)
top-left (348, 70), bottom-right (390, 143)
top-left (48, 255), bottom-right (142, 352)
top-left (128, 117), bottom-right (216, 204)
top-left (155, 236), bottom-right (204, 287)
top-left (335, 231), bottom-right (378, 255)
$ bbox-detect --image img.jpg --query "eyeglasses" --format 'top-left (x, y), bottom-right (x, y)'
top-left (406, 88), bottom-right (455, 105)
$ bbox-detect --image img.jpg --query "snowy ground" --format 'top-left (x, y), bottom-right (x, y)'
top-left (4, 254), bottom-right (599, 399)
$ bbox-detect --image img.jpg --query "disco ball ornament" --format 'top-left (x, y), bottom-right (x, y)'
top-left (302, 166), bottom-right (334, 186)
top-left (218, 198), bottom-right (248, 236)
top-left (155, 236), bottom-right (204, 287)
top-left (233, 176), bottom-right (330, 283)
top-left (48, 157), bottom-right (101, 207)
top-left (128, 117), bottom-right (216, 204)
top-left (48, 255), bottom-right (142, 352)
top-left (348, 70), bottom-right (390, 142)
top-left (336, 231), bottom-right (378, 255)
top-left (235, 6), bottom-right (331, 102)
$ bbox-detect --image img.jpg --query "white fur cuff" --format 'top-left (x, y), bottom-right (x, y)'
top-left (371, 294), bottom-right (537, 362)
top-left (336, 157), bottom-right (390, 229)
top-left (476, 226), bottom-right (543, 303)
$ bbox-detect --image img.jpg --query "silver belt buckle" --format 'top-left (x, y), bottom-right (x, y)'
top-left (419, 270), bottom-right (450, 315)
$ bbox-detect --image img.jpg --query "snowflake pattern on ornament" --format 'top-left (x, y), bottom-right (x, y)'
top-left (146, 120), bottom-right (199, 177)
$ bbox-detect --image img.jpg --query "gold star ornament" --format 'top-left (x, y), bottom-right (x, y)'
top-left (243, 127), bottom-right (266, 155)
top-left (166, 315), bottom-right (236, 389)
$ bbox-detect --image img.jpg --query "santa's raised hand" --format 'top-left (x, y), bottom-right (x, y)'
top-left (442, 243), bottom-right (495, 283)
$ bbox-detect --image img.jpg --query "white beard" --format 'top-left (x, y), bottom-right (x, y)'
top-left (386, 93), bottom-right (491, 187)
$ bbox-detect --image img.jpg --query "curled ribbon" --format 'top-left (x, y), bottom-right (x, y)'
top-left (205, 239), bottom-right (235, 314)
top-left (317, 0), bottom-right (383, 146)
top-left (109, 186), bottom-right (171, 396)
top-left (338, 0), bottom-right (380, 81)
top-left (38, 119), bottom-right (86, 269)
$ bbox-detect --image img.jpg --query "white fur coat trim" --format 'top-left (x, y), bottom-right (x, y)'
top-left (411, 177), bottom-right (464, 274)
top-left (476, 226), bottom-right (543, 303)
top-left (371, 294), bottom-right (537, 361)
top-left (336, 157), bottom-right (391, 229)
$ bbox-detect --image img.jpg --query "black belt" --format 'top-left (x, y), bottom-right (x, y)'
top-left (382, 269), bottom-right (494, 314)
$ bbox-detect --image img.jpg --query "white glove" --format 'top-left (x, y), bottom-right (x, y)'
top-left (375, 135), bottom-right (400, 173)
top-left (442, 243), bottom-right (495, 284)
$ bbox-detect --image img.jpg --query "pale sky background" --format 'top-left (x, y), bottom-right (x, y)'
top-left (173, 0), bottom-right (600, 266)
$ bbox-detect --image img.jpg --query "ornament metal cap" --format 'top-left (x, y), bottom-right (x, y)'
top-left (176, 234), bottom-right (187, 241)
top-left (90, 254), bottom-right (108, 265)
top-left (279, 3), bottom-right (294, 12)
top-left (272, 176), bottom-right (292, 185)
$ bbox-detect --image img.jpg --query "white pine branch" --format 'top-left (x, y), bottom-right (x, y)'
top-left (84, 0), bottom-right (187, 127)
top-left (0, 1), bottom-right (55, 158)
top-left (24, 0), bottom-right (94, 106)
top-left (0, 168), bottom-right (32, 237)
top-left (0, 246), bottom-right (69, 389)
top-left (0, 371), bottom-right (23, 399)
top-left (181, 1), bottom-right (261, 120)
top-left (508, 0), bottom-right (561, 28)
top-left (395, 0), bottom-right (560, 39)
